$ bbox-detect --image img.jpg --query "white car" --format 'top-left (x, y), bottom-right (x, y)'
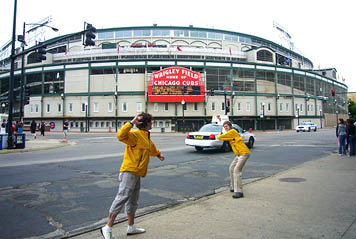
top-left (296, 121), bottom-right (317, 132)
top-left (185, 123), bottom-right (256, 152)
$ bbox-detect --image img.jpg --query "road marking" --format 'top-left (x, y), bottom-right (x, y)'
top-left (0, 146), bottom-right (190, 168)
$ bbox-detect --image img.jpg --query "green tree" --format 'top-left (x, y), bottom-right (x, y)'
top-left (348, 100), bottom-right (356, 118)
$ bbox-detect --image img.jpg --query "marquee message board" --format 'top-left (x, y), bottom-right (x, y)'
top-left (148, 67), bottom-right (205, 102)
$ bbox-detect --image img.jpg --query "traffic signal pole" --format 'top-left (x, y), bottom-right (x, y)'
top-left (19, 21), bottom-right (25, 122)
top-left (224, 92), bottom-right (227, 115)
top-left (7, 0), bottom-right (18, 148)
top-left (5, 6), bottom-right (94, 149)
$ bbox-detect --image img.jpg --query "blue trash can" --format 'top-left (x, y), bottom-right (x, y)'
top-left (0, 134), bottom-right (8, 150)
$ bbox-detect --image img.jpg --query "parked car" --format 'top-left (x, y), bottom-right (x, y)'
top-left (185, 123), bottom-right (256, 152)
top-left (296, 121), bottom-right (317, 132)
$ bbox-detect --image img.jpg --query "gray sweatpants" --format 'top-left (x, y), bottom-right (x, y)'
top-left (229, 154), bottom-right (250, 193)
top-left (109, 172), bottom-right (141, 215)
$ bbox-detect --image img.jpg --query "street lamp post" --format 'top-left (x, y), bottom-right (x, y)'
top-left (1, 103), bottom-right (5, 113)
top-left (19, 22), bottom-right (58, 122)
top-left (320, 109), bottom-right (322, 129)
top-left (224, 91), bottom-right (227, 115)
top-left (85, 103), bottom-right (88, 132)
top-left (262, 102), bottom-right (265, 131)
top-left (61, 93), bottom-right (64, 130)
top-left (181, 99), bottom-right (185, 133)
top-left (114, 91), bottom-right (118, 132)
top-left (336, 111), bottom-right (339, 126)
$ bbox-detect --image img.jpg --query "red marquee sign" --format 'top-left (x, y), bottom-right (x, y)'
top-left (148, 67), bottom-right (205, 102)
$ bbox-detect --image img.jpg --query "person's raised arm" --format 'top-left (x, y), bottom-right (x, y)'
top-left (116, 116), bottom-right (143, 145)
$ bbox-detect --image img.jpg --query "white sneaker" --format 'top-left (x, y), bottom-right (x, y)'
top-left (100, 225), bottom-right (112, 239)
top-left (127, 225), bottom-right (146, 235)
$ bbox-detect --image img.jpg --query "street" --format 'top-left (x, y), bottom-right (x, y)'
top-left (0, 129), bottom-right (337, 238)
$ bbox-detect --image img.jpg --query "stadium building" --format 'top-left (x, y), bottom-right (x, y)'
top-left (0, 25), bottom-right (348, 132)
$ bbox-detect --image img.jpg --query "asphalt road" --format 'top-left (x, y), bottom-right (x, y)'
top-left (0, 129), bottom-right (337, 238)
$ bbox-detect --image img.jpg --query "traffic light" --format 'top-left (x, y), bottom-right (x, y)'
top-left (226, 98), bottom-right (230, 113)
top-left (84, 23), bottom-right (96, 46)
top-left (331, 89), bottom-right (335, 96)
top-left (38, 44), bottom-right (46, 61)
top-left (210, 88), bottom-right (214, 96)
top-left (24, 85), bottom-right (31, 105)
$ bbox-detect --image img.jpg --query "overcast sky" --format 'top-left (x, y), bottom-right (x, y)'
top-left (1, 0), bottom-right (355, 91)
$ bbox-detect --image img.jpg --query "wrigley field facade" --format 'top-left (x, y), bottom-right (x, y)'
top-left (0, 25), bottom-right (348, 132)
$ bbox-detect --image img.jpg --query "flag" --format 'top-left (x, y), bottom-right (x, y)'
top-left (1, 61), bottom-right (5, 67)
top-left (229, 48), bottom-right (232, 56)
top-left (65, 39), bottom-right (69, 55)
top-left (117, 44), bottom-right (120, 55)
top-left (177, 45), bottom-right (182, 51)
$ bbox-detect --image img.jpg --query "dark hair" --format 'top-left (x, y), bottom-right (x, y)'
top-left (347, 118), bottom-right (354, 126)
top-left (136, 112), bottom-right (153, 130)
top-left (339, 118), bottom-right (344, 124)
top-left (223, 121), bottom-right (232, 128)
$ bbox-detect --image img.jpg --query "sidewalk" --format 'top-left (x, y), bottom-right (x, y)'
top-left (72, 154), bottom-right (356, 239)
top-left (0, 137), bottom-right (75, 154)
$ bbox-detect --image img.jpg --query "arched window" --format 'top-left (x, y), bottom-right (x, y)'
top-left (256, 50), bottom-right (273, 62)
top-left (27, 52), bottom-right (41, 64)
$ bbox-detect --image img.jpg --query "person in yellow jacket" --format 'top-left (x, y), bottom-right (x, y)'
top-left (217, 121), bottom-right (250, 199)
top-left (101, 112), bottom-right (165, 239)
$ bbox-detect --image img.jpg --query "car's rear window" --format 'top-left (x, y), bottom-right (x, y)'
top-left (199, 124), bottom-right (223, 132)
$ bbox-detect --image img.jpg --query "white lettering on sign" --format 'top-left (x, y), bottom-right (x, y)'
top-left (153, 80), bottom-right (200, 86)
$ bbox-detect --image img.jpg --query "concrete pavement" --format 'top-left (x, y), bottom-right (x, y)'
top-left (0, 137), bottom-right (75, 154)
top-left (1, 130), bottom-right (355, 238)
top-left (69, 153), bottom-right (356, 239)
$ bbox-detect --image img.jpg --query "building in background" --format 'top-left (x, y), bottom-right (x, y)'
top-left (0, 25), bottom-right (348, 132)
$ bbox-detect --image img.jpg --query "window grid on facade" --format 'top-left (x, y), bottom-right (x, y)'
top-left (81, 103), bottom-right (86, 112)
top-left (246, 102), bottom-right (251, 112)
top-left (136, 102), bottom-right (142, 112)
top-left (256, 50), bottom-right (273, 62)
top-left (153, 103), bottom-right (158, 112)
top-left (94, 103), bottom-right (99, 112)
top-left (122, 102), bottom-right (127, 112)
top-left (108, 102), bottom-right (113, 112)
top-left (194, 103), bottom-right (198, 111)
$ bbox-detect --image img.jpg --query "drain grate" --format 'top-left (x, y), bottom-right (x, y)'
top-left (279, 177), bottom-right (306, 183)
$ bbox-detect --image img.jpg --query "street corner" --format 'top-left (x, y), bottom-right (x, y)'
top-left (0, 138), bottom-right (76, 154)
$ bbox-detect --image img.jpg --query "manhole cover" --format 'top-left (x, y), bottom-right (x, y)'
top-left (279, 177), bottom-right (306, 183)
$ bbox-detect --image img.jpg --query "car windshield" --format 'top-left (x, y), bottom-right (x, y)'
top-left (301, 122), bottom-right (312, 125)
top-left (199, 124), bottom-right (223, 132)
top-left (232, 124), bottom-right (244, 134)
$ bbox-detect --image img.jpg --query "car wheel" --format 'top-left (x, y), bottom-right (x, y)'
top-left (195, 146), bottom-right (203, 152)
top-left (308, 128), bottom-right (311, 132)
top-left (221, 141), bottom-right (231, 152)
top-left (314, 128), bottom-right (317, 132)
top-left (247, 137), bottom-right (254, 148)
top-left (296, 130), bottom-right (299, 132)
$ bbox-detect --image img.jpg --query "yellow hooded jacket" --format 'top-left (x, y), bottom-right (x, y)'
top-left (117, 122), bottom-right (161, 177)
top-left (217, 129), bottom-right (250, 156)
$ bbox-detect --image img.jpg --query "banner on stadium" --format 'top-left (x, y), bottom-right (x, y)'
top-left (148, 67), bottom-right (205, 102)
